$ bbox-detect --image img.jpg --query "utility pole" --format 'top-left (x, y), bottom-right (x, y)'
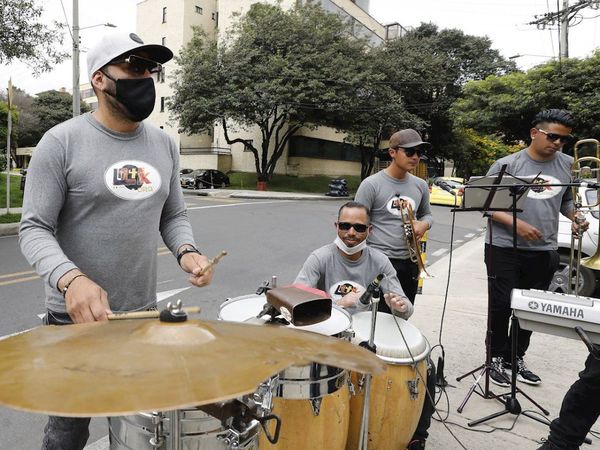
top-left (72, 0), bottom-right (80, 117)
top-left (528, 0), bottom-right (598, 62)
top-left (5, 79), bottom-right (12, 214)
top-left (561, 0), bottom-right (569, 60)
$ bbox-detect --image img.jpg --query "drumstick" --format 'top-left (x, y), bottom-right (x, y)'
top-left (198, 250), bottom-right (228, 275)
top-left (107, 306), bottom-right (201, 321)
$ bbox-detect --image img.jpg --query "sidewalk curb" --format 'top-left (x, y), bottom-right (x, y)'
top-left (193, 189), bottom-right (350, 201)
top-left (0, 223), bottom-right (19, 237)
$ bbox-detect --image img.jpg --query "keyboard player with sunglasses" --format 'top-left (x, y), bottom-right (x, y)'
top-left (483, 109), bottom-right (588, 388)
top-left (355, 129), bottom-right (434, 309)
top-left (19, 32), bottom-right (213, 450)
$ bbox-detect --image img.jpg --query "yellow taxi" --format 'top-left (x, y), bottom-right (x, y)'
top-left (429, 177), bottom-right (465, 206)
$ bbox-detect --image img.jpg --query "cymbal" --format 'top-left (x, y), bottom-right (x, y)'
top-left (0, 319), bottom-right (385, 417)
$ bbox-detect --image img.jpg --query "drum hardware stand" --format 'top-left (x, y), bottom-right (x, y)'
top-left (149, 412), bottom-right (165, 449)
top-left (255, 276), bottom-right (287, 323)
top-left (200, 397), bottom-right (282, 446)
top-left (455, 168), bottom-right (550, 426)
top-left (357, 287), bottom-right (381, 450)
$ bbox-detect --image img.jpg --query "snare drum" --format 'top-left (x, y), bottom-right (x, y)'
top-left (218, 294), bottom-right (352, 450)
top-left (109, 408), bottom-right (260, 450)
top-left (346, 312), bottom-right (431, 450)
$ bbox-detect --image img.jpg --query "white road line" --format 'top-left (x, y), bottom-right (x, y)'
top-left (454, 239), bottom-right (464, 243)
top-left (464, 233), bottom-right (475, 238)
top-left (84, 435), bottom-right (109, 450)
top-left (187, 200), bottom-right (291, 210)
top-left (431, 248), bottom-right (448, 257)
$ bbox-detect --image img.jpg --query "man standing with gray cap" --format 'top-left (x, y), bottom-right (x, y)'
top-left (19, 32), bottom-right (213, 450)
top-left (355, 128), bottom-right (434, 450)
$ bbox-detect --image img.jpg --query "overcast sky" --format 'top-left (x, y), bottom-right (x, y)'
top-left (2, 0), bottom-right (599, 96)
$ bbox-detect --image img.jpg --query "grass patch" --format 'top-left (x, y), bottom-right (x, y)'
top-left (0, 213), bottom-right (21, 224)
top-left (0, 173), bottom-right (24, 208)
top-left (228, 172), bottom-right (361, 194)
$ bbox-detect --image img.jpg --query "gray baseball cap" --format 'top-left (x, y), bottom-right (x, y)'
top-left (389, 129), bottom-right (432, 150)
top-left (86, 32), bottom-right (173, 80)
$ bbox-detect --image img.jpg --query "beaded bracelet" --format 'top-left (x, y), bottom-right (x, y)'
top-left (61, 273), bottom-right (89, 297)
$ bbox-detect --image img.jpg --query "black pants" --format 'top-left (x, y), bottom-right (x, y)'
top-left (41, 311), bottom-right (91, 450)
top-left (484, 245), bottom-right (559, 360)
top-left (382, 258), bottom-right (419, 311)
top-left (548, 349), bottom-right (600, 449)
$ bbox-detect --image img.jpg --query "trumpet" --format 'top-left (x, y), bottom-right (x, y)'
top-left (398, 200), bottom-right (433, 279)
top-left (569, 139), bottom-right (600, 295)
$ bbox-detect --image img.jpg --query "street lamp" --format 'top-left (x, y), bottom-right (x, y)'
top-left (508, 54), bottom-right (554, 60)
top-left (72, 0), bottom-right (116, 117)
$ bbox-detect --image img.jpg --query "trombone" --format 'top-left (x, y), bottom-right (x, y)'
top-left (568, 139), bottom-right (600, 295)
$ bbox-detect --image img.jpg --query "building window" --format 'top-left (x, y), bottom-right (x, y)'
top-left (162, 7), bottom-right (167, 23)
top-left (195, 5), bottom-right (203, 14)
top-left (158, 68), bottom-right (165, 83)
top-left (211, 11), bottom-right (218, 23)
top-left (161, 36), bottom-right (166, 46)
top-left (160, 97), bottom-right (165, 112)
top-left (289, 136), bottom-right (363, 162)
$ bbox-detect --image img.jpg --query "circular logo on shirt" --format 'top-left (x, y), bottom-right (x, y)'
top-left (104, 160), bottom-right (161, 200)
top-left (329, 280), bottom-right (365, 301)
top-left (387, 195), bottom-right (415, 217)
top-left (525, 174), bottom-right (562, 200)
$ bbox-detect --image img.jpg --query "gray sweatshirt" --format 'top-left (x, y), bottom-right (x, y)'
top-left (19, 113), bottom-right (196, 313)
top-left (355, 170), bottom-right (433, 260)
top-left (485, 149), bottom-right (574, 250)
top-left (295, 243), bottom-right (413, 319)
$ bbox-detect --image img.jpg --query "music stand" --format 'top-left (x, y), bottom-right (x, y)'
top-left (453, 166), bottom-right (550, 426)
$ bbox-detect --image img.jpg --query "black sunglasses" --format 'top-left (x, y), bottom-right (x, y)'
top-left (109, 55), bottom-right (163, 74)
top-left (337, 222), bottom-right (368, 233)
top-left (394, 147), bottom-right (424, 157)
top-left (537, 128), bottom-right (573, 144)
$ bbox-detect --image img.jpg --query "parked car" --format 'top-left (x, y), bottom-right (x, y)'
top-left (180, 169), bottom-right (203, 189)
top-left (552, 186), bottom-right (599, 296)
top-left (429, 177), bottom-right (464, 206)
top-left (195, 170), bottom-right (230, 189)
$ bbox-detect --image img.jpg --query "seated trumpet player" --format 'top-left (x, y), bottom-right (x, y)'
top-left (295, 201), bottom-right (435, 450)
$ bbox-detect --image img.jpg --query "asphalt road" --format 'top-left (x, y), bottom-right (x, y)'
top-left (0, 196), bottom-right (485, 450)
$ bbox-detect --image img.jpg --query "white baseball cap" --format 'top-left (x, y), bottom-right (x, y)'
top-left (86, 32), bottom-right (173, 80)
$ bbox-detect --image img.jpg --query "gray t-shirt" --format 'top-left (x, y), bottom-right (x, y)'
top-left (19, 113), bottom-right (196, 313)
top-left (355, 170), bottom-right (433, 259)
top-left (294, 243), bottom-right (413, 319)
top-left (485, 148), bottom-right (574, 250)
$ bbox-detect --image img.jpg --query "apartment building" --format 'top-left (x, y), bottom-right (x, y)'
top-left (136, 0), bottom-right (403, 176)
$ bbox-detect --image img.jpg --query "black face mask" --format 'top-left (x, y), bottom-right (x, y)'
top-left (101, 71), bottom-right (156, 122)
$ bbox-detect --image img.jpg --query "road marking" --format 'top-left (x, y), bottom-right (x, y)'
top-left (84, 435), bottom-right (108, 450)
top-left (464, 233), bottom-right (475, 238)
top-left (0, 269), bottom-right (35, 279)
top-left (454, 239), bottom-right (464, 243)
top-left (0, 274), bottom-right (40, 287)
top-left (431, 248), bottom-right (448, 257)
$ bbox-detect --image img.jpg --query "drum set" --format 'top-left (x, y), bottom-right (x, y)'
top-left (0, 283), bottom-right (430, 450)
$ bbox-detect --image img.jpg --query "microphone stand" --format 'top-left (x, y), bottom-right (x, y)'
top-left (358, 287), bottom-right (381, 450)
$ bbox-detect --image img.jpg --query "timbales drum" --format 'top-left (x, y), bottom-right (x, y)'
top-left (346, 312), bottom-right (431, 450)
top-left (218, 294), bottom-right (352, 450)
top-left (109, 408), bottom-right (260, 450)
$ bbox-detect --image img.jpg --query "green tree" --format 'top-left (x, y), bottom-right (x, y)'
top-left (451, 52), bottom-right (600, 144)
top-left (448, 128), bottom-right (520, 178)
top-left (382, 23), bottom-right (516, 160)
top-left (0, 0), bottom-right (68, 73)
top-left (170, 3), bottom-right (378, 182)
top-left (31, 90), bottom-right (90, 136)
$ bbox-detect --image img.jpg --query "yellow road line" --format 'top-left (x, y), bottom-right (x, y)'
top-left (0, 270), bottom-right (36, 280)
top-left (0, 275), bottom-right (40, 287)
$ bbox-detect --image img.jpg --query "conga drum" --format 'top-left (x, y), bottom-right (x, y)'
top-left (346, 312), bottom-right (431, 450)
top-left (219, 294), bottom-right (352, 450)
